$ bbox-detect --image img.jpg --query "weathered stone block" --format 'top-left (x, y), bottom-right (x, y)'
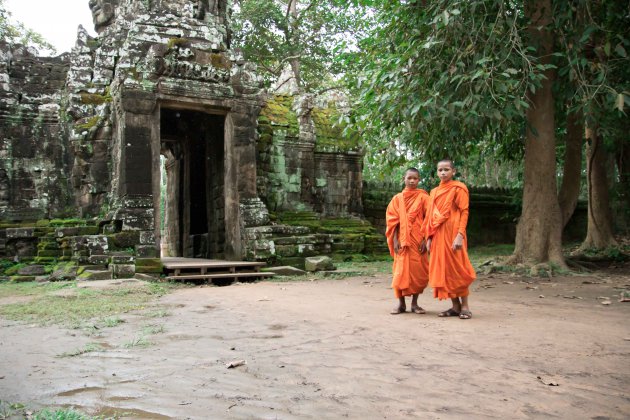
top-left (112, 264), bottom-right (135, 279)
top-left (265, 266), bottom-right (306, 276)
top-left (6, 228), bottom-right (34, 239)
top-left (304, 256), bottom-right (335, 272)
top-left (17, 265), bottom-right (46, 276)
top-left (88, 254), bottom-right (110, 265)
top-left (10, 275), bottom-right (36, 283)
top-left (37, 250), bottom-right (62, 258)
top-left (135, 245), bottom-right (157, 258)
top-left (110, 254), bottom-right (135, 264)
top-left (139, 230), bottom-right (155, 245)
top-left (78, 270), bottom-right (112, 281)
top-left (135, 258), bottom-right (163, 273)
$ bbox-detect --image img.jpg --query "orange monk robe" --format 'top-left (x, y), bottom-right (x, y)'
top-left (424, 180), bottom-right (476, 300)
top-left (385, 188), bottom-right (430, 298)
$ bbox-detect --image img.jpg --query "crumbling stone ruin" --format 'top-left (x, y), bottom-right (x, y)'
top-left (0, 0), bottom-right (383, 280)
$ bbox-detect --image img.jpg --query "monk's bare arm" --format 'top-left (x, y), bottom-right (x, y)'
top-left (452, 188), bottom-right (469, 251)
top-left (393, 228), bottom-right (400, 254)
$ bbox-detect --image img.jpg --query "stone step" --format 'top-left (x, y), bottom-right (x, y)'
top-left (79, 270), bottom-right (113, 281)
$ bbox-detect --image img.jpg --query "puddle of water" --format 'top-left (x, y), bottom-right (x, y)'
top-left (57, 386), bottom-right (104, 397)
top-left (107, 396), bottom-right (138, 402)
top-left (93, 406), bottom-right (172, 419)
top-left (268, 324), bottom-right (287, 331)
top-left (253, 334), bottom-right (284, 339)
top-left (166, 334), bottom-right (202, 341)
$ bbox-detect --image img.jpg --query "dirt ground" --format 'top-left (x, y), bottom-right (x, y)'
top-left (1, 267), bottom-right (629, 420)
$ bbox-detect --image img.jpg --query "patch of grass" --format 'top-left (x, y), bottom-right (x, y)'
top-left (142, 323), bottom-right (165, 335)
top-left (122, 336), bottom-right (152, 349)
top-left (101, 317), bottom-right (124, 328)
top-left (0, 282), bottom-right (180, 327)
top-left (0, 281), bottom-right (75, 299)
top-left (0, 401), bottom-right (105, 420)
top-left (468, 244), bottom-right (514, 266)
top-left (57, 343), bottom-right (103, 358)
top-left (142, 308), bottom-right (170, 318)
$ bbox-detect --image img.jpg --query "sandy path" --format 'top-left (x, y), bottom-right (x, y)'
top-left (1, 271), bottom-right (629, 419)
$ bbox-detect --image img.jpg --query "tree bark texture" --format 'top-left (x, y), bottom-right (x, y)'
top-left (580, 125), bottom-right (618, 249)
top-left (512, 0), bottom-right (566, 266)
top-left (558, 110), bottom-right (583, 227)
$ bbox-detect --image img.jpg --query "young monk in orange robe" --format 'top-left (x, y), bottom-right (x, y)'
top-left (386, 168), bottom-right (430, 314)
top-left (425, 159), bottom-right (476, 319)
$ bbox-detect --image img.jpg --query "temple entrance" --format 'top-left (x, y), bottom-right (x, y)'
top-left (159, 109), bottom-right (225, 258)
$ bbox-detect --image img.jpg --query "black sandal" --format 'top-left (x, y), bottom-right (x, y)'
top-left (437, 308), bottom-right (460, 317)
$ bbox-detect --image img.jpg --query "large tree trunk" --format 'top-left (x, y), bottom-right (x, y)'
top-left (579, 125), bottom-right (618, 249)
top-left (558, 110), bottom-right (584, 227)
top-left (288, 0), bottom-right (301, 88)
top-left (615, 139), bottom-right (630, 231)
top-left (511, 0), bottom-right (565, 267)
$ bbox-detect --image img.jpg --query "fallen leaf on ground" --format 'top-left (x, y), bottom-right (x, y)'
top-left (537, 376), bottom-right (559, 386)
top-left (226, 360), bottom-right (246, 369)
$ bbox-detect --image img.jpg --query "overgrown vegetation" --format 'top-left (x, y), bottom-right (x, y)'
top-left (0, 401), bottom-right (105, 420)
top-left (0, 281), bottom-right (180, 327)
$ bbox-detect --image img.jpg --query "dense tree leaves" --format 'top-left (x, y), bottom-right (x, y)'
top-left (232, 0), bottom-right (373, 92)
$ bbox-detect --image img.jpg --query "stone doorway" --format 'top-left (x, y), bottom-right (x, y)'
top-left (159, 109), bottom-right (225, 259)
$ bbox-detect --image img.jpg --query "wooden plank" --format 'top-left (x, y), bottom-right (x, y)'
top-left (161, 259), bottom-right (266, 269)
top-left (166, 272), bottom-right (275, 281)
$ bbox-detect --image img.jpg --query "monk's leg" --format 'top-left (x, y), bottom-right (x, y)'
top-left (391, 296), bottom-right (406, 314)
top-left (410, 293), bottom-right (425, 314)
top-left (459, 296), bottom-right (472, 319)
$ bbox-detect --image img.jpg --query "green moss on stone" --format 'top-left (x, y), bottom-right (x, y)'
top-left (108, 231), bottom-right (140, 249)
top-left (135, 258), bottom-right (163, 273)
top-left (210, 53), bottom-right (232, 69)
top-left (49, 219), bottom-right (88, 227)
top-left (79, 90), bottom-right (112, 105)
top-left (76, 116), bottom-right (101, 131)
top-left (10, 276), bottom-right (36, 283)
top-left (312, 104), bottom-right (360, 152)
top-left (77, 226), bottom-right (99, 236)
top-left (259, 95), bottom-right (298, 129)
top-left (167, 37), bottom-right (190, 49)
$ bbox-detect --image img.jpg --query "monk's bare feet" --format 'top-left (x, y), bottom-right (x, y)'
top-left (411, 305), bottom-right (426, 314)
top-left (390, 305), bottom-right (406, 314)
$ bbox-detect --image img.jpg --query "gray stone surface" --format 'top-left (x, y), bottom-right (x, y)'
top-left (264, 266), bottom-right (306, 276)
top-left (304, 256), bottom-right (335, 272)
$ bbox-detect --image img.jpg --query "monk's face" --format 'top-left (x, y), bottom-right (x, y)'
top-left (403, 170), bottom-right (420, 189)
top-left (437, 161), bottom-right (455, 182)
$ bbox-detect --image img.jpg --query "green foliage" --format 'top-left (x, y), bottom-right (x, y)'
top-left (0, 0), bottom-right (56, 55)
top-left (232, 0), bottom-right (374, 91)
top-left (345, 0), bottom-right (628, 187)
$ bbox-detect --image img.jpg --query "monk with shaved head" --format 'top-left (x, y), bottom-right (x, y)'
top-left (386, 167), bottom-right (430, 314)
top-left (425, 159), bottom-right (476, 319)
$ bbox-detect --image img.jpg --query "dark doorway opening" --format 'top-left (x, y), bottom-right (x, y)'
top-left (159, 109), bottom-right (225, 258)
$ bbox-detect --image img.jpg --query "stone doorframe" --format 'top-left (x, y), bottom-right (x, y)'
top-left (151, 98), bottom-right (241, 260)
top-left (117, 89), bottom-right (246, 261)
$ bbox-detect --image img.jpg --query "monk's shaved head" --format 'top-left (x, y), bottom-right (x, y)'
top-left (437, 159), bottom-right (455, 169)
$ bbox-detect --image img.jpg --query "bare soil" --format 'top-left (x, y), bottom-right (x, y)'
top-left (1, 267), bottom-right (629, 419)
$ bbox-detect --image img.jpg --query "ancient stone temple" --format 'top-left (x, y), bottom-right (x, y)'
top-left (0, 0), bottom-right (381, 278)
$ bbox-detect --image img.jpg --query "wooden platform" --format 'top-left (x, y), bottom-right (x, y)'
top-left (161, 257), bottom-right (274, 284)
